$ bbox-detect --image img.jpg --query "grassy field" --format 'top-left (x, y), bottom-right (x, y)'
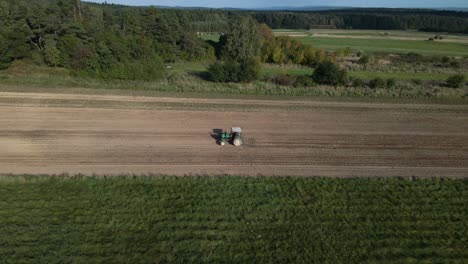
top-left (203, 30), bottom-right (468, 56)
top-left (296, 36), bottom-right (468, 56)
top-left (171, 62), bottom-right (468, 81)
top-left (271, 29), bottom-right (468, 56)
top-left (348, 71), bottom-right (463, 81)
top-left (261, 65), bottom-right (468, 81)
top-left (3, 60), bottom-right (462, 82)
top-left (0, 176), bottom-right (467, 263)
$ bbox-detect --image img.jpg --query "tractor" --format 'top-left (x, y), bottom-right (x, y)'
top-left (219, 127), bottom-right (243, 146)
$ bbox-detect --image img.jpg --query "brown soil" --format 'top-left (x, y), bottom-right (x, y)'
top-left (1, 92), bottom-right (467, 177)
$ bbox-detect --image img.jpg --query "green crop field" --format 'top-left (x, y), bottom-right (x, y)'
top-left (1, 176), bottom-right (467, 263)
top-left (295, 36), bottom-right (468, 56)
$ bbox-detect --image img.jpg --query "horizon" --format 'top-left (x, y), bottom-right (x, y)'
top-left (84, 0), bottom-right (468, 9)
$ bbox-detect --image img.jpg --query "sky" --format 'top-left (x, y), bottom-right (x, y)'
top-left (85, 0), bottom-right (468, 8)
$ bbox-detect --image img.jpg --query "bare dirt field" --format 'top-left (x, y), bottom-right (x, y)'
top-left (1, 92), bottom-right (467, 177)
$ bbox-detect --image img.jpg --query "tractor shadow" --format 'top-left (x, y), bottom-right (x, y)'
top-left (210, 128), bottom-right (223, 144)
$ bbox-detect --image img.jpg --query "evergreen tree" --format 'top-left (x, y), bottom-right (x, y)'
top-left (312, 61), bottom-right (348, 86)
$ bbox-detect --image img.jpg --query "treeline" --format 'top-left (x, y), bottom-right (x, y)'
top-left (253, 9), bottom-right (468, 33)
top-left (154, 8), bottom-right (468, 33)
top-left (79, 6), bottom-right (468, 34)
top-left (0, 0), bottom-right (214, 79)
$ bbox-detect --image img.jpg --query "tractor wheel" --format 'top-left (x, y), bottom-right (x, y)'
top-left (233, 138), bottom-right (242, 147)
top-left (220, 141), bottom-right (226, 146)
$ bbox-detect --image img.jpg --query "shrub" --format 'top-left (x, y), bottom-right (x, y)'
top-left (238, 57), bottom-right (261, 82)
top-left (386, 78), bottom-right (397, 88)
top-left (442, 56), bottom-right (451, 64)
top-left (0, 35), bottom-right (11, 70)
top-left (208, 57), bottom-right (260, 83)
top-left (272, 74), bottom-right (294, 86)
top-left (208, 60), bottom-right (245, 82)
top-left (294, 75), bottom-right (315, 87)
top-left (87, 55), bottom-right (165, 81)
top-left (344, 47), bottom-right (352, 57)
top-left (446, 74), bottom-right (465, 88)
top-left (450, 61), bottom-right (461, 68)
top-left (358, 55), bottom-right (370, 65)
top-left (312, 61), bottom-right (347, 86)
top-left (336, 48), bottom-right (345, 58)
top-left (369, 78), bottom-right (386, 89)
top-left (350, 77), bottom-right (365, 87)
top-left (207, 61), bottom-right (227, 82)
top-left (404, 52), bottom-right (423, 63)
top-left (411, 79), bottom-right (423, 85)
top-left (103, 58), bottom-right (165, 81)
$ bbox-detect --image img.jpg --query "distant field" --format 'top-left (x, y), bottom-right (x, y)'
top-left (200, 30), bottom-right (468, 56)
top-left (1, 176), bottom-right (467, 262)
top-left (297, 36), bottom-right (468, 56)
top-left (273, 29), bottom-right (468, 56)
top-left (275, 29), bottom-right (468, 42)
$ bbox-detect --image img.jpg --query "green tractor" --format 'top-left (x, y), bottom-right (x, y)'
top-left (219, 127), bottom-right (243, 147)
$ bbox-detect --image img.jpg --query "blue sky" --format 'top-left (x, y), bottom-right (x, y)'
top-left (85, 0), bottom-right (468, 8)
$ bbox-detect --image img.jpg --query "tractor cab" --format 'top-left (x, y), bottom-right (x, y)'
top-left (219, 127), bottom-right (243, 146)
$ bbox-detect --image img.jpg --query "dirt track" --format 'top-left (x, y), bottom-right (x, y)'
top-left (1, 92), bottom-right (467, 177)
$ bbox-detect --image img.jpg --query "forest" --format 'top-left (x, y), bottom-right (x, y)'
top-left (148, 8), bottom-right (468, 33)
top-left (252, 9), bottom-right (468, 32)
top-left (0, 0), bottom-right (326, 82)
top-left (0, 0), bottom-right (214, 80)
top-left (0, 0), bottom-right (467, 86)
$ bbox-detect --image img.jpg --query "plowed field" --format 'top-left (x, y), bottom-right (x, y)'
top-left (1, 92), bottom-right (467, 177)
